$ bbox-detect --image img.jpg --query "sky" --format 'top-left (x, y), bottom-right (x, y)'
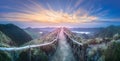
top-left (0, 0), bottom-right (120, 28)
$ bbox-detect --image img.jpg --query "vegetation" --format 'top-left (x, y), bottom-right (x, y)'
top-left (0, 51), bottom-right (12, 61)
top-left (0, 24), bottom-right (32, 46)
top-left (96, 25), bottom-right (120, 38)
top-left (104, 42), bottom-right (120, 61)
top-left (17, 49), bottom-right (48, 61)
top-left (0, 31), bottom-right (14, 46)
top-left (1, 24), bottom-right (120, 61)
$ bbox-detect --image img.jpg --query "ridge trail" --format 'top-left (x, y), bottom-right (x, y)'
top-left (51, 27), bottom-right (76, 61)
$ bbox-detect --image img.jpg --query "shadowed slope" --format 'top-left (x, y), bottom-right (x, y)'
top-left (0, 24), bottom-right (32, 46)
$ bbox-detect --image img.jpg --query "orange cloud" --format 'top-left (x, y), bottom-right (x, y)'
top-left (0, 0), bottom-right (98, 24)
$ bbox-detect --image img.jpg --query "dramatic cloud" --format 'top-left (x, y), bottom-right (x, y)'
top-left (0, 0), bottom-right (101, 24)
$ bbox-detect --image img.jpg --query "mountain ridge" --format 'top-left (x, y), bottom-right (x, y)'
top-left (0, 24), bottom-right (33, 46)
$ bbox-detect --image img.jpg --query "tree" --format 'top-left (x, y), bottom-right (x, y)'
top-left (104, 42), bottom-right (120, 61)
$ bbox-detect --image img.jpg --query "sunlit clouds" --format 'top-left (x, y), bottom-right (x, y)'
top-left (0, 0), bottom-right (106, 25)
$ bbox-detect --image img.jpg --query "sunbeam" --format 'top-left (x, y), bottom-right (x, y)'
top-left (0, 0), bottom-right (105, 24)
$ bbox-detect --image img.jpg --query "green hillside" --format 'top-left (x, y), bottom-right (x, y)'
top-left (0, 24), bottom-right (32, 46)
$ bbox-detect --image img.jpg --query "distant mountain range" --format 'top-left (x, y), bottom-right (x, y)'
top-left (96, 25), bottom-right (120, 38)
top-left (24, 27), bottom-right (55, 32)
top-left (0, 24), bottom-right (32, 46)
top-left (70, 28), bottom-right (103, 33)
top-left (24, 27), bottom-right (53, 39)
top-left (24, 27), bottom-right (103, 33)
top-left (25, 28), bottom-right (60, 45)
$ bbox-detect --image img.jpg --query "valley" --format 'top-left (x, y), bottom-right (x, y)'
top-left (0, 24), bottom-right (120, 61)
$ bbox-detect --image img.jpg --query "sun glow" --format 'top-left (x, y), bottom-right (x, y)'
top-left (0, 0), bottom-right (100, 24)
